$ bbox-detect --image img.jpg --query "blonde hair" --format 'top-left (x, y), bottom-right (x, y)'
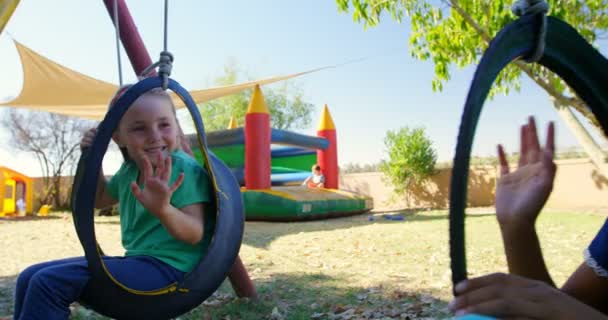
top-left (109, 85), bottom-right (187, 161)
top-left (137, 88), bottom-right (177, 113)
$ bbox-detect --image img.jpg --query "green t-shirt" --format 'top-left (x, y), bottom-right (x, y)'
top-left (107, 150), bottom-right (211, 272)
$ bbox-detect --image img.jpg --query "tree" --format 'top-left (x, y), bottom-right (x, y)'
top-left (199, 60), bottom-right (314, 131)
top-left (336, 0), bottom-right (608, 171)
top-left (380, 126), bottom-right (437, 204)
top-left (264, 83), bottom-right (315, 130)
top-left (1, 109), bottom-right (92, 209)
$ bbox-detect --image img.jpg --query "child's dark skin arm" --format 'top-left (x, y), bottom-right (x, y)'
top-left (463, 117), bottom-right (608, 314)
top-left (450, 273), bottom-right (608, 319)
top-left (494, 118), bottom-right (556, 285)
top-left (562, 264), bottom-right (608, 314)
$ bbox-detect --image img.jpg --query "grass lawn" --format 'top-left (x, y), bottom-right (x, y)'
top-left (0, 210), bottom-right (604, 319)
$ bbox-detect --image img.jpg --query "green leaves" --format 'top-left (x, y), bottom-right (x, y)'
top-left (336, 0), bottom-right (608, 121)
top-left (264, 83), bottom-right (315, 130)
top-left (380, 127), bottom-right (437, 197)
top-left (198, 61), bottom-right (314, 131)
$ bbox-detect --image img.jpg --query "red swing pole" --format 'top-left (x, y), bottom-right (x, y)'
top-left (102, 0), bottom-right (153, 76)
top-left (102, 0), bottom-right (257, 299)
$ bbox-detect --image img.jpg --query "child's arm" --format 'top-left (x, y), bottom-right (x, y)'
top-left (450, 273), bottom-right (608, 319)
top-left (486, 117), bottom-right (608, 313)
top-left (495, 117), bottom-right (556, 285)
top-left (152, 203), bottom-right (205, 245)
top-left (81, 127), bottom-right (117, 209)
top-left (94, 168), bottom-right (118, 209)
top-left (561, 263), bottom-right (608, 314)
top-left (317, 175), bottom-right (325, 188)
top-left (130, 153), bottom-right (204, 245)
top-left (302, 176), bottom-right (311, 186)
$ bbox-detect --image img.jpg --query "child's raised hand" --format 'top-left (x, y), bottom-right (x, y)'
top-left (495, 116), bottom-right (556, 228)
top-left (131, 153), bottom-right (184, 218)
top-left (80, 127), bottom-right (97, 151)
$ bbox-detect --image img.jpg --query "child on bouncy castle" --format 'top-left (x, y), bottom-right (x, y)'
top-left (302, 164), bottom-right (325, 188)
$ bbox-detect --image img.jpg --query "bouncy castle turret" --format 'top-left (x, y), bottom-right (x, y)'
top-left (317, 104), bottom-right (338, 189)
top-left (244, 85), bottom-right (271, 189)
top-left (227, 116), bottom-right (238, 129)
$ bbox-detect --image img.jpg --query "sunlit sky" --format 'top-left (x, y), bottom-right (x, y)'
top-left (1, 1), bottom-right (607, 176)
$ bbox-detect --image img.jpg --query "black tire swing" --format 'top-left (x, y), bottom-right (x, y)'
top-left (450, 3), bottom-right (608, 293)
top-left (70, 76), bottom-right (245, 319)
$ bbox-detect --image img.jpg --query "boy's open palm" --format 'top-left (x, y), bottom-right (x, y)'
top-left (495, 117), bottom-right (556, 227)
top-left (131, 153), bottom-right (184, 217)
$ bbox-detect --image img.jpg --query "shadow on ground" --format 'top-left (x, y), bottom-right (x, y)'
top-left (0, 275), bottom-right (16, 318)
top-left (242, 210), bottom-right (495, 249)
top-left (0, 215), bottom-right (62, 222)
top-left (2, 271), bottom-right (454, 319)
top-left (178, 272), bottom-right (452, 319)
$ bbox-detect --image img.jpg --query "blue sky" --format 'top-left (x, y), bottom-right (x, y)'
top-left (0, 0), bottom-right (606, 176)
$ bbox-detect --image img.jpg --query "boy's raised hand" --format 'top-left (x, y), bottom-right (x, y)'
top-left (131, 152), bottom-right (184, 218)
top-left (495, 116), bottom-right (556, 228)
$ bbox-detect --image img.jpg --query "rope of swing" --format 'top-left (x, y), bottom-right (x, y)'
top-left (139, 0), bottom-right (173, 90)
top-left (113, 0), bottom-right (123, 87)
top-left (511, 0), bottom-right (549, 62)
top-left (158, 0), bottom-right (172, 90)
top-left (449, 0), bottom-right (551, 290)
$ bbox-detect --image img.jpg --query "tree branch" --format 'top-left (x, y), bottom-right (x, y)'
top-left (514, 61), bottom-right (597, 124)
top-left (448, 0), bottom-right (494, 43)
top-left (449, 0), bottom-right (597, 125)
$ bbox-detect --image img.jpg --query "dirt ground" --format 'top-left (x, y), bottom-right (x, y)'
top-left (0, 210), bottom-right (601, 319)
top-left (0, 214), bottom-right (124, 318)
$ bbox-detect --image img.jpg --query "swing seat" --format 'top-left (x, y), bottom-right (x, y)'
top-left (450, 13), bottom-right (608, 320)
top-left (71, 77), bottom-right (244, 320)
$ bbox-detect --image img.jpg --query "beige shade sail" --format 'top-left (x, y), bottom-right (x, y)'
top-left (1, 41), bottom-right (333, 120)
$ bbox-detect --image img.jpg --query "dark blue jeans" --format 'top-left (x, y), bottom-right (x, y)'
top-left (13, 256), bottom-right (184, 320)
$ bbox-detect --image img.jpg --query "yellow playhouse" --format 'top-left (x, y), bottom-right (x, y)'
top-left (0, 166), bottom-right (34, 216)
